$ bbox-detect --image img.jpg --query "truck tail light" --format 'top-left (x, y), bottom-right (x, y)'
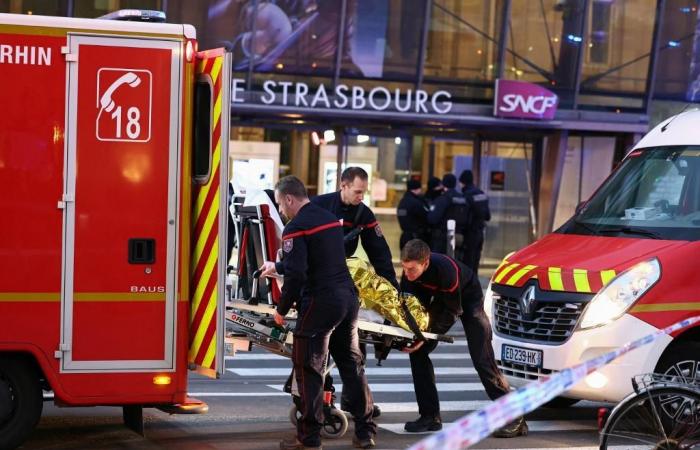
top-left (153, 375), bottom-right (172, 385)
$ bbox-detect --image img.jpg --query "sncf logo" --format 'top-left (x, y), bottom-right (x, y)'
top-left (494, 79), bottom-right (559, 120)
top-left (499, 94), bottom-right (557, 115)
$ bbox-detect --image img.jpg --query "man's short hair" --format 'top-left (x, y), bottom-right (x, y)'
top-left (275, 175), bottom-right (308, 199)
top-left (401, 239), bottom-right (431, 263)
top-left (341, 166), bottom-right (369, 184)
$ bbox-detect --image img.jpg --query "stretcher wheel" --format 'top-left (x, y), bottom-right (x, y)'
top-left (288, 405), bottom-right (348, 439)
top-left (320, 408), bottom-right (348, 439)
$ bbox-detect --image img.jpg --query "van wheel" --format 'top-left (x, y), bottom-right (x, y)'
top-left (542, 396), bottom-right (580, 408)
top-left (656, 341), bottom-right (700, 381)
top-left (0, 358), bottom-right (43, 450)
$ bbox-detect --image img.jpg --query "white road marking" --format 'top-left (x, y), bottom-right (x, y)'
top-left (379, 419), bottom-right (596, 435)
top-left (187, 392), bottom-right (288, 397)
top-left (267, 382), bottom-right (486, 392)
top-left (228, 367), bottom-right (477, 377)
top-left (226, 352), bottom-right (470, 361)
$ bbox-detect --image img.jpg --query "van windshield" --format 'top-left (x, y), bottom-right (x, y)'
top-left (559, 146), bottom-right (700, 241)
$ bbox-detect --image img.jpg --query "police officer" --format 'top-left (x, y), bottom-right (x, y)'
top-left (313, 166), bottom-right (398, 286)
top-left (427, 173), bottom-right (469, 257)
top-left (260, 176), bottom-right (377, 450)
top-left (459, 170), bottom-right (491, 274)
top-left (397, 179), bottom-right (429, 250)
top-left (424, 176), bottom-right (444, 205)
top-left (398, 239), bottom-right (527, 438)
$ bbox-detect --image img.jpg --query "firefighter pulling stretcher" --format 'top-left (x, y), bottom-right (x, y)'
top-left (224, 191), bottom-right (453, 438)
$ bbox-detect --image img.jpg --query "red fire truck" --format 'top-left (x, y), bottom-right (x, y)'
top-left (0, 11), bottom-right (232, 448)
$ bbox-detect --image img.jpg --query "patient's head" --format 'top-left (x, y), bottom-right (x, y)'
top-left (401, 239), bottom-right (431, 281)
top-left (275, 175), bottom-right (309, 220)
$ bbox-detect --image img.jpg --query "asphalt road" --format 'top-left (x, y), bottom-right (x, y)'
top-left (21, 324), bottom-right (610, 450)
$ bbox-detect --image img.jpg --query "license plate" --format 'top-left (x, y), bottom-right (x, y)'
top-left (502, 344), bottom-right (543, 368)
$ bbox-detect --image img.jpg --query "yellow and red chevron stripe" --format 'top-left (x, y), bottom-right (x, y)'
top-left (189, 52), bottom-right (224, 376)
top-left (492, 259), bottom-right (617, 294)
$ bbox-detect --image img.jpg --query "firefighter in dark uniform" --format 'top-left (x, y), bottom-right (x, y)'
top-left (313, 166), bottom-right (394, 418)
top-left (399, 239), bottom-right (527, 438)
top-left (397, 179), bottom-right (429, 250)
top-left (459, 170), bottom-right (491, 274)
top-left (260, 176), bottom-right (377, 450)
top-left (427, 173), bottom-right (469, 257)
top-left (313, 166), bottom-right (398, 288)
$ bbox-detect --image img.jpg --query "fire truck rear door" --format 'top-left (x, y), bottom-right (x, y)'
top-left (60, 34), bottom-right (182, 372)
top-left (189, 49), bottom-right (232, 378)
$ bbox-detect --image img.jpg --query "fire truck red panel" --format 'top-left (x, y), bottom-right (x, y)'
top-left (71, 44), bottom-right (172, 361)
top-left (0, 33), bottom-right (65, 298)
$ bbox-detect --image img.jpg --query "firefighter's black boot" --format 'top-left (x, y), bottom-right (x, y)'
top-left (404, 415), bottom-right (442, 432)
top-left (492, 417), bottom-right (528, 438)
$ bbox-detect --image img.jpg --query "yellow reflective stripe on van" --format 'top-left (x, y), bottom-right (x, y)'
top-left (631, 302), bottom-right (700, 313)
top-left (494, 263), bottom-right (519, 284)
top-left (505, 265), bottom-right (537, 286)
top-left (548, 267), bottom-right (564, 291)
top-left (600, 270), bottom-right (617, 286)
top-left (573, 269), bottom-right (592, 293)
top-left (0, 292), bottom-right (164, 302)
top-left (0, 292), bottom-right (60, 302)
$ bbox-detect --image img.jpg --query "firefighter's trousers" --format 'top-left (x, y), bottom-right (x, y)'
top-left (292, 287), bottom-right (376, 447)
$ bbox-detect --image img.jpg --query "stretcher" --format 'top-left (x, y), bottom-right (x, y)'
top-left (223, 193), bottom-right (453, 437)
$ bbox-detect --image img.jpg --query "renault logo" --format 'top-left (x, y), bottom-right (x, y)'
top-left (519, 285), bottom-right (537, 318)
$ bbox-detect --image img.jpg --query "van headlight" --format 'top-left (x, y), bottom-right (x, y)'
top-left (579, 258), bottom-right (660, 330)
top-left (484, 282), bottom-right (496, 320)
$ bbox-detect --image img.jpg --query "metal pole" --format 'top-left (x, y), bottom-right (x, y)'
top-left (246, 0), bottom-right (259, 91)
top-left (643, 0), bottom-right (667, 114)
top-left (416, 0), bottom-right (433, 90)
top-left (572, 0), bottom-right (591, 110)
top-left (495, 0), bottom-right (512, 79)
top-left (332, 0), bottom-right (348, 88)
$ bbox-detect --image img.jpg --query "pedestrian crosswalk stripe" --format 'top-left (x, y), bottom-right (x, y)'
top-left (267, 382), bottom-right (486, 392)
top-left (226, 352), bottom-right (470, 361)
top-left (187, 392), bottom-right (288, 397)
top-left (371, 400), bottom-right (489, 413)
top-left (228, 367), bottom-right (477, 377)
top-left (379, 419), bottom-right (597, 435)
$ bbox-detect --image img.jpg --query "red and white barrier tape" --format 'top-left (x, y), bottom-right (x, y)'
top-left (408, 315), bottom-right (700, 450)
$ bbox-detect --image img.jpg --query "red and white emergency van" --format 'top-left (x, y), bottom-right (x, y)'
top-left (486, 110), bottom-right (700, 405)
top-left (0, 11), bottom-right (232, 448)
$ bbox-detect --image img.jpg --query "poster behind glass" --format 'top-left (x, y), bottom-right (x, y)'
top-left (204, 0), bottom-right (397, 78)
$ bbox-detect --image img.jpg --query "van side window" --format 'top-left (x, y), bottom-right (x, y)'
top-left (192, 79), bottom-right (212, 184)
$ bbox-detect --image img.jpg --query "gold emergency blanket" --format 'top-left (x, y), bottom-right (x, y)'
top-left (346, 258), bottom-right (429, 332)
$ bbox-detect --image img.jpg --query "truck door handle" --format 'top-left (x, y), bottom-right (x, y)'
top-left (128, 238), bottom-right (155, 264)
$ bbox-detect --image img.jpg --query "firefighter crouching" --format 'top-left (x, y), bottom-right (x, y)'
top-left (260, 176), bottom-right (377, 450)
top-left (397, 179), bottom-right (429, 250)
top-left (399, 239), bottom-right (528, 438)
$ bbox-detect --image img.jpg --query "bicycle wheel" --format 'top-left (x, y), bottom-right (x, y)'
top-left (600, 386), bottom-right (700, 450)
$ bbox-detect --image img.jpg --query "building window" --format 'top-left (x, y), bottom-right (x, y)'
top-left (0, 0), bottom-right (63, 15)
top-left (588, 0), bottom-right (613, 65)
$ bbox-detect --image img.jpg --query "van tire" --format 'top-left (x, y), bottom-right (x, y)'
top-left (541, 396), bottom-right (580, 408)
top-left (655, 341), bottom-right (700, 380)
top-left (0, 357), bottom-right (43, 450)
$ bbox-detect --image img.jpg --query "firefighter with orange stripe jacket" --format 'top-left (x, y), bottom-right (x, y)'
top-left (260, 176), bottom-right (377, 450)
top-left (312, 166), bottom-right (398, 289)
top-left (398, 239), bottom-right (527, 438)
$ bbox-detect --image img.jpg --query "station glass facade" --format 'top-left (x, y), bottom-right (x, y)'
top-left (3, 0), bottom-right (697, 272)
